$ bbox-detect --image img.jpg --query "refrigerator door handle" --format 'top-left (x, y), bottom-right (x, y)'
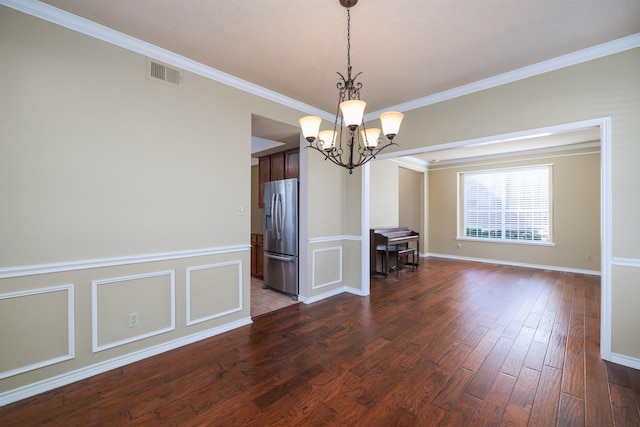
top-left (275, 193), bottom-right (284, 240)
top-left (270, 192), bottom-right (279, 240)
top-left (265, 253), bottom-right (295, 262)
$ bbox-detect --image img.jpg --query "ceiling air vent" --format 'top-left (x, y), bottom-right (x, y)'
top-left (146, 57), bottom-right (183, 89)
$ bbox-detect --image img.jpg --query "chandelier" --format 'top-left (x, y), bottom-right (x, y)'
top-left (298, 0), bottom-right (404, 174)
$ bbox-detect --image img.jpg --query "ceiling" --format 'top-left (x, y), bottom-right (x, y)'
top-left (33, 0), bottom-right (640, 160)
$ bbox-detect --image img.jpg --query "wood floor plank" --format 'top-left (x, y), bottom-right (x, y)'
top-left (583, 281), bottom-right (599, 318)
top-left (469, 372), bottom-right (517, 426)
top-left (562, 336), bottom-right (585, 398)
top-left (606, 360), bottom-right (634, 387)
top-left (462, 324), bottom-right (491, 348)
top-left (500, 366), bottom-right (540, 426)
top-left (252, 363), bottom-right (325, 410)
top-left (544, 331), bottom-right (567, 370)
top-left (522, 340), bottom-right (547, 372)
top-left (529, 365), bottom-right (562, 426)
top-left (431, 367), bottom-right (475, 412)
top-left (319, 370), bottom-right (369, 422)
top-left (556, 392), bottom-right (585, 427)
top-left (403, 341), bottom-right (474, 411)
top-left (368, 404), bottom-right (420, 426)
top-left (465, 336), bottom-right (515, 399)
top-left (461, 323), bottom-right (507, 372)
top-left (609, 382), bottom-right (640, 427)
top-left (500, 325), bottom-right (536, 377)
top-left (585, 349), bottom-right (615, 427)
top-left (439, 392), bottom-right (483, 427)
top-left (568, 281), bottom-right (585, 339)
top-left (1, 259), bottom-right (639, 426)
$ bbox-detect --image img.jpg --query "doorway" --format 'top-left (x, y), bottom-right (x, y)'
top-left (362, 118), bottom-right (611, 362)
top-left (399, 167), bottom-right (425, 257)
top-left (250, 115), bottom-right (301, 317)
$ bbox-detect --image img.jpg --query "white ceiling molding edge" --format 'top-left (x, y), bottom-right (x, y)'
top-left (422, 142), bottom-right (601, 170)
top-left (3, 0), bottom-right (638, 123)
top-left (389, 156), bottom-right (429, 171)
top-left (376, 117), bottom-right (609, 161)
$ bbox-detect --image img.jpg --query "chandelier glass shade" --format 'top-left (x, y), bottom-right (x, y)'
top-left (298, 0), bottom-right (404, 174)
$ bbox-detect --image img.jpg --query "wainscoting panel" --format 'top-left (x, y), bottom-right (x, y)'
top-left (92, 270), bottom-right (175, 353)
top-left (312, 246), bottom-right (343, 290)
top-left (0, 245), bottom-right (251, 406)
top-left (186, 261), bottom-right (242, 326)
top-left (0, 285), bottom-right (74, 380)
top-left (611, 263), bottom-right (640, 364)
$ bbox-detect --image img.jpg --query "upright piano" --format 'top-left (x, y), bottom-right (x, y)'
top-left (370, 227), bottom-right (420, 277)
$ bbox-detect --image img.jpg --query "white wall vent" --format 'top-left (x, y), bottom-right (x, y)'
top-left (146, 57), bottom-right (183, 89)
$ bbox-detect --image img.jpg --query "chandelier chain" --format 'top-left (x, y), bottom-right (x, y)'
top-left (346, 7), bottom-right (351, 70)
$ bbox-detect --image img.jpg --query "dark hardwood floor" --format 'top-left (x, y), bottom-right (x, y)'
top-left (2, 258), bottom-right (639, 426)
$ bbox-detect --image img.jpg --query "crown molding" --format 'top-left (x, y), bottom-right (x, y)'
top-left (366, 33), bottom-right (640, 119)
top-left (2, 0), bottom-right (638, 121)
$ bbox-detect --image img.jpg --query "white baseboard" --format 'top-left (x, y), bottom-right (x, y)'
top-left (611, 352), bottom-right (640, 370)
top-left (344, 286), bottom-right (369, 297)
top-left (299, 286), bottom-right (347, 304)
top-left (0, 317), bottom-right (252, 407)
top-left (298, 285), bottom-right (368, 304)
top-left (427, 253), bottom-right (601, 276)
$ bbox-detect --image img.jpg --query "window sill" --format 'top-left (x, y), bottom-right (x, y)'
top-left (456, 237), bottom-right (556, 247)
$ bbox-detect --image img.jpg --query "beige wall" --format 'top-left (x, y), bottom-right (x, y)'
top-left (0, 6), bottom-right (349, 399)
top-left (1, 22), bottom-right (251, 266)
top-left (369, 159), bottom-right (400, 227)
top-left (429, 148), bottom-right (601, 271)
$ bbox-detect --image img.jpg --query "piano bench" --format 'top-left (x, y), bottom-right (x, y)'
top-left (396, 248), bottom-right (417, 277)
top-left (376, 245), bottom-right (401, 277)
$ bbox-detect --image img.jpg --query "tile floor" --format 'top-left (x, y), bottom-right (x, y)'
top-left (250, 277), bottom-right (299, 317)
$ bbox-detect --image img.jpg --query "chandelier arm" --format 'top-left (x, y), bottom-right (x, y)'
top-left (307, 140), bottom-right (400, 174)
top-left (305, 145), bottom-right (353, 170)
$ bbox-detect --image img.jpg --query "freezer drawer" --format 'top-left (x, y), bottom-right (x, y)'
top-left (263, 252), bottom-right (298, 297)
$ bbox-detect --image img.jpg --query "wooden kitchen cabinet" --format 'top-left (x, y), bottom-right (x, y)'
top-left (285, 149), bottom-right (299, 179)
top-left (251, 233), bottom-right (263, 279)
top-left (258, 157), bottom-right (271, 208)
top-left (270, 152), bottom-right (285, 181)
top-left (258, 148), bottom-right (299, 207)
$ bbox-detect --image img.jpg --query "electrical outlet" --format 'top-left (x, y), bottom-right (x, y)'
top-left (128, 312), bottom-right (139, 327)
top-left (457, 243), bottom-right (462, 249)
top-left (586, 254), bottom-right (593, 261)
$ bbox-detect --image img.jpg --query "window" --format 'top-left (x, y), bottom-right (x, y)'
top-left (460, 165), bottom-right (551, 243)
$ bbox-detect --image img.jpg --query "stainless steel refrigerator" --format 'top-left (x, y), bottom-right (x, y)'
top-left (263, 178), bottom-right (298, 299)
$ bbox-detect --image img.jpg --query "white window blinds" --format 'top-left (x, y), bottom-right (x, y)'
top-left (462, 166), bottom-right (551, 242)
